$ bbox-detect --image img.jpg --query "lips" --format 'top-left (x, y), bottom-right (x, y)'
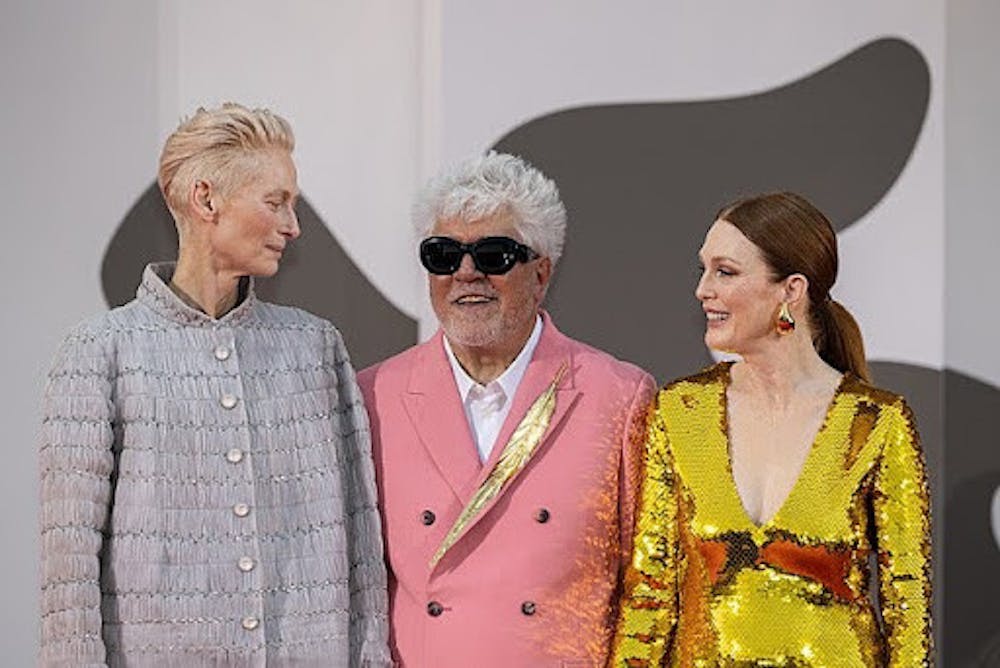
top-left (265, 244), bottom-right (285, 254)
top-left (704, 309), bottom-right (729, 324)
top-left (453, 294), bottom-right (495, 305)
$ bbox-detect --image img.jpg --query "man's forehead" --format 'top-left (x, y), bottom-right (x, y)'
top-left (432, 211), bottom-right (520, 239)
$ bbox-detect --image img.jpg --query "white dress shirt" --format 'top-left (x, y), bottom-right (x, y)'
top-left (443, 315), bottom-right (544, 462)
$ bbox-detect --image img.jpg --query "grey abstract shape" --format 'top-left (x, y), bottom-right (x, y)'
top-left (974, 632), bottom-right (1000, 668)
top-left (942, 369), bottom-right (1000, 667)
top-left (492, 37), bottom-right (930, 381)
top-left (101, 184), bottom-right (416, 368)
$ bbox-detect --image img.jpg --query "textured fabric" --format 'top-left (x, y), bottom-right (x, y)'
top-left (358, 313), bottom-right (657, 667)
top-left (39, 263), bottom-right (390, 667)
top-left (611, 362), bottom-right (933, 667)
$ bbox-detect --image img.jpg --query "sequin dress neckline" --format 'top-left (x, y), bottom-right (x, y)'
top-left (719, 361), bottom-right (849, 532)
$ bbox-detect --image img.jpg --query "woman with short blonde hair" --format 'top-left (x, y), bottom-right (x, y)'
top-left (40, 103), bottom-right (390, 667)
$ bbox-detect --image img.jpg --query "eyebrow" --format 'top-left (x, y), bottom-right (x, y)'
top-left (698, 252), bottom-right (742, 266)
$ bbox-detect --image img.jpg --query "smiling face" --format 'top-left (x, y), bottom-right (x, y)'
top-left (695, 219), bottom-right (788, 355)
top-left (209, 149), bottom-right (301, 277)
top-left (428, 210), bottom-right (551, 357)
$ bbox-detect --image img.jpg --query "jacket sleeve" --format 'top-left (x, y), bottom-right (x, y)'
top-left (874, 398), bottom-right (933, 667)
top-left (618, 372), bottom-right (658, 569)
top-left (326, 327), bottom-right (392, 667)
top-left (39, 324), bottom-right (115, 667)
top-left (609, 389), bottom-right (679, 667)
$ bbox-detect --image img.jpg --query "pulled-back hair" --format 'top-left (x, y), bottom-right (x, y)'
top-left (717, 192), bottom-right (870, 381)
top-left (158, 102), bottom-right (294, 216)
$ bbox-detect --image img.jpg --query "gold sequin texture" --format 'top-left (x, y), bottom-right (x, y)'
top-left (610, 363), bottom-right (932, 667)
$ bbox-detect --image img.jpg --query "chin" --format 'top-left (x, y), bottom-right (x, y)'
top-left (441, 319), bottom-right (503, 349)
top-left (247, 260), bottom-right (281, 277)
top-left (704, 331), bottom-right (734, 353)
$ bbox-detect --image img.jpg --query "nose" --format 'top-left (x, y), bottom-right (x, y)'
top-left (282, 204), bottom-right (301, 240)
top-left (694, 269), bottom-right (712, 301)
top-left (452, 252), bottom-right (484, 281)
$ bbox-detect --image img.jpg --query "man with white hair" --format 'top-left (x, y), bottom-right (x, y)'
top-left (359, 152), bottom-right (656, 667)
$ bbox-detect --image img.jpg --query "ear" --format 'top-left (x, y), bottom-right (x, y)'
top-left (189, 179), bottom-right (218, 224)
top-left (532, 256), bottom-right (554, 303)
top-left (782, 273), bottom-right (810, 308)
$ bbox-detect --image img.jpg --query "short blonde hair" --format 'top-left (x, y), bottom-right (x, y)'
top-left (158, 102), bottom-right (295, 215)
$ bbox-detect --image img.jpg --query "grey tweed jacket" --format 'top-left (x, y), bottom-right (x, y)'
top-left (39, 263), bottom-right (390, 667)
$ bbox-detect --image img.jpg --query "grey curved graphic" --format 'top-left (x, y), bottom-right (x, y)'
top-left (941, 370), bottom-right (1000, 666)
top-left (492, 37), bottom-right (930, 380)
top-left (491, 37), bottom-right (1000, 660)
top-left (101, 184), bottom-right (416, 368)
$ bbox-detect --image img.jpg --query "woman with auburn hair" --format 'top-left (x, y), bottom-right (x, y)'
top-left (39, 103), bottom-right (389, 666)
top-left (611, 192), bottom-right (932, 666)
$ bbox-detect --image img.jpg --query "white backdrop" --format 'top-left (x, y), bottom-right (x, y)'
top-left (3, 1), bottom-right (998, 663)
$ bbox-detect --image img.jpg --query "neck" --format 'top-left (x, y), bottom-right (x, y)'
top-left (448, 318), bottom-right (536, 385)
top-left (171, 245), bottom-right (243, 318)
top-left (732, 331), bottom-right (840, 406)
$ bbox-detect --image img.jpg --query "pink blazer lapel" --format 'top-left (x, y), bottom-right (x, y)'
top-left (433, 315), bottom-right (581, 569)
top-left (402, 332), bottom-right (482, 503)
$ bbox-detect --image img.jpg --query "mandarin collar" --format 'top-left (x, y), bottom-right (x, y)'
top-left (137, 262), bottom-right (257, 326)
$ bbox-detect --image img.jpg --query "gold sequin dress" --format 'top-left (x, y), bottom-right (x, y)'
top-left (611, 363), bottom-right (931, 667)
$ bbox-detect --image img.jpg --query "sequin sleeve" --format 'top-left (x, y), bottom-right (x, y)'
top-left (609, 392), bottom-right (679, 666)
top-left (873, 398), bottom-right (933, 666)
top-left (39, 322), bottom-right (115, 667)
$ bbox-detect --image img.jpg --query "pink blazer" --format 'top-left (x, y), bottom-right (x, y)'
top-left (358, 313), bottom-right (656, 667)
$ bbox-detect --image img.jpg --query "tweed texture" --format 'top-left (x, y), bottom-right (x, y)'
top-left (39, 263), bottom-right (390, 667)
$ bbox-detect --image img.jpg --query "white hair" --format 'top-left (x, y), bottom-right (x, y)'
top-left (413, 151), bottom-right (567, 265)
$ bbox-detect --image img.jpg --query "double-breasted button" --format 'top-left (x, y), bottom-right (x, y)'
top-left (237, 556), bottom-right (256, 572)
top-left (214, 345), bottom-right (231, 361)
top-left (241, 616), bottom-right (259, 630)
top-left (521, 601), bottom-right (537, 616)
top-left (534, 508), bottom-right (551, 523)
top-left (421, 510), bottom-right (436, 526)
top-left (426, 601), bottom-right (444, 617)
top-left (233, 503), bottom-right (251, 518)
top-left (225, 448), bottom-right (245, 464)
top-left (220, 394), bottom-right (239, 410)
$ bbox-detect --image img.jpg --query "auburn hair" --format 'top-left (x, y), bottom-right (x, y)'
top-left (716, 192), bottom-right (870, 381)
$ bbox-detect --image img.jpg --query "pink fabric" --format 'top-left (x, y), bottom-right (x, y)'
top-left (358, 313), bottom-right (656, 667)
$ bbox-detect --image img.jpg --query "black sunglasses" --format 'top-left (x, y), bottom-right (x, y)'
top-left (419, 236), bottom-right (540, 275)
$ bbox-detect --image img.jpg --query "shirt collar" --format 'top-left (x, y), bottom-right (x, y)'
top-left (443, 314), bottom-right (544, 403)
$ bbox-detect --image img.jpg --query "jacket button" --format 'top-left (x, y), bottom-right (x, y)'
top-left (421, 510), bottom-right (436, 526)
top-left (521, 601), bottom-right (537, 616)
top-left (427, 601), bottom-right (444, 617)
top-left (534, 508), bottom-right (550, 523)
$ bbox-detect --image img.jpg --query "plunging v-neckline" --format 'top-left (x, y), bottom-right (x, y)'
top-left (719, 363), bottom-right (847, 531)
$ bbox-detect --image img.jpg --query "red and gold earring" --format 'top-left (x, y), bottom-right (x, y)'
top-left (776, 302), bottom-right (795, 335)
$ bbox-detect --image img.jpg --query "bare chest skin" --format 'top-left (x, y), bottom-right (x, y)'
top-left (726, 379), bottom-right (840, 526)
